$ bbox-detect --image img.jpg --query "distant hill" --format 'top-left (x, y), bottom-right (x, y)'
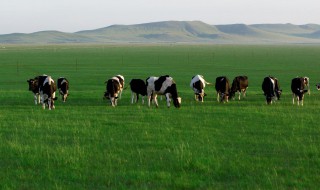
top-left (1, 21), bottom-right (320, 44)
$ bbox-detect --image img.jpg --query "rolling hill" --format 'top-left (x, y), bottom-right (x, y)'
top-left (1, 21), bottom-right (320, 44)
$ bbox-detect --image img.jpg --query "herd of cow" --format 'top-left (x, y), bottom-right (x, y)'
top-left (27, 74), bottom-right (319, 110)
top-left (27, 75), bottom-right (69, 110)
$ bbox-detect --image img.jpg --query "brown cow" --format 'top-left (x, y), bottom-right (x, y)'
top-left (230, 76), bottom-right (248, 100)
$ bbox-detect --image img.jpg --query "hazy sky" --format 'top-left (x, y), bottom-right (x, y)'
top-left (1, 0), bottom-right (319, 34)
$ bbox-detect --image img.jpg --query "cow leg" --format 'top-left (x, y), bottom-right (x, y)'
top-left (147, 95), bottom-right (152, 107)
top-left (37, 94), bottom-right (40, 104)
top-left (41, 93), bottom-right (46, 109)
top-left (142, 96), bottom-right (145, 104)
top-left (153, 95), bottom-right (159, 108)
top-left (48, 99), bottom-right (52, 110)
top-left (217, 92), bottom-right (220, 102)
top-left (238, 91), bottom-right (241, 100)
top-left (292, 94), bottom-right (295, 105)
top-left (63, 94), bottom-right (67, 102)
top-left (118, 90), bottom-right (122, 99)
top-left (34, 93), bottom-right (38, 105)
top-left (165, 93), bottom-right (171, 107)
top-left (131, 91), bottom-right (135, 104)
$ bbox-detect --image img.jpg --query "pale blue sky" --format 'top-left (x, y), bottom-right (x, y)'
top-left (1, 0), bottom-right (319, 34)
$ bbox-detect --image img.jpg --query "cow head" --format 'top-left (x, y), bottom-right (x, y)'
top-left (316, 83), bottom-right (320, 90)
top-left (229, 91), bottom-right (236, 100)
top-left (167, 83), bottom-right (181, 108)
top-left (275, 89), bottom-right (282, 100)
top-left (27, 79), bottom-right (39, 92)
top-left (103, 91), bottom-right (118, 106)
top-left (195, 92), bottom-right (207, 102)
top-left (173, 97), bottom-right (182, 108)
top-left (220, 92), bottom-right (230, 102)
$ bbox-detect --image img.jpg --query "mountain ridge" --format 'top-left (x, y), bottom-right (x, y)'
top-left (1, 21), bottom-right (320, 44)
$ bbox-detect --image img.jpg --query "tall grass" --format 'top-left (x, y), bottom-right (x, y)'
top-left (0, 44), bottom-right (320, 189)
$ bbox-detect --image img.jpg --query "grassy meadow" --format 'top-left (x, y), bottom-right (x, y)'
top-left (0, 44), bottom-right (320, 189)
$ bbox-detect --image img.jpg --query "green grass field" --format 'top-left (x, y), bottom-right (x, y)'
top-left (1, 44), bottom-right (320, 189)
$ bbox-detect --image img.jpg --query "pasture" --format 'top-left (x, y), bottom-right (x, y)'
top-left (0, 44), bottom-right (320, 189)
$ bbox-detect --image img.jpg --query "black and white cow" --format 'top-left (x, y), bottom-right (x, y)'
top-left (291, 77), bottom-right (308, 106)
top-left (303, 76), bottom-right (310, 95)
top-left (39, 76), bottom-right (57, 110)
top-left (57, 77), bottom-right (69, 102)
top-left (146, 75), bottom-right (181, 108)
top-left (262, 76), bottom-right (282, 104)
top-left (215, 76), bottom-right (230, 103)
top-left (104, 76), bottom-right (121, 107)
top-left (230, 76), bottom-right (248, 100)
top-left (190, 75), bottom-right (210, 102)
top-left (27, 74), bottom-right (48, 105)
top-left (129, 79), bottom-right (147, 104)
top-left (316, 83), bottom-right (320, 90)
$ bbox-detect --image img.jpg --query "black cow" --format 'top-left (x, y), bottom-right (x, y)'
top-left (291, 77), bottom-right (308, 106)
top-left (39, 76), bottom-right (57, 110)
top-left (230, 76), bottom-right (248, 100)
top-left (27, 74), bottom-right (47, 105)
top-left (262, 76), bottom-right (282, 104)
top-left (57, 77), bottom-right (69, 102)
top-left (146, 75), bottom-right (181, 108)
top-left (215, 76), bottom-right (230, 103)
top-left (190, 75), bottom-right (210, 102)
top-left (129, 79), bottom-right (147, 104)
top-left (104, 76), bottom-right (121, 107)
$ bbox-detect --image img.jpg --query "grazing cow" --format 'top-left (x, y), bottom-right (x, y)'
top-left (190, 75), bottom-right (210, 102)
top-left (57, 77), bottom-right (69, 102)
top-left (303, 77), bottom-right (310, 95)
top-left (291, 77), bottom-right (308, 106)
top-left (146, 75), bottom-right (181, 108)
top-left (230, 76), bottom-right (248, 100)
top-left (262, 76), bottom-right (282, 104)
top-left (27, 74), bottom-right (47, 105)
top-left (39, 76), bottom-right (57, 110)
top-left (316, 83), bottom-right (320, 90)
top-left (129, 79), bottom-right (147, 104)
top-left (104, 76), bottom-right (121, 107)
top-left (115, 75), bottom-right (125, 99)
top-left (215, 76), bottom-right (230, 103)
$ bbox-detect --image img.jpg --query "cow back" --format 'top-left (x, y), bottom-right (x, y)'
top-left (215, 76), bottom-right (230, 93)
top-left (107, 79), bottom-right (120, 97)
top-left (291, 77), bottom-right (305, 95)
top-left (232, 76), bottom-right (248, 91)
top-left (130, 79), bottom-right (147, 95)
top-left (154, 75), bottom-right (169, 91)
